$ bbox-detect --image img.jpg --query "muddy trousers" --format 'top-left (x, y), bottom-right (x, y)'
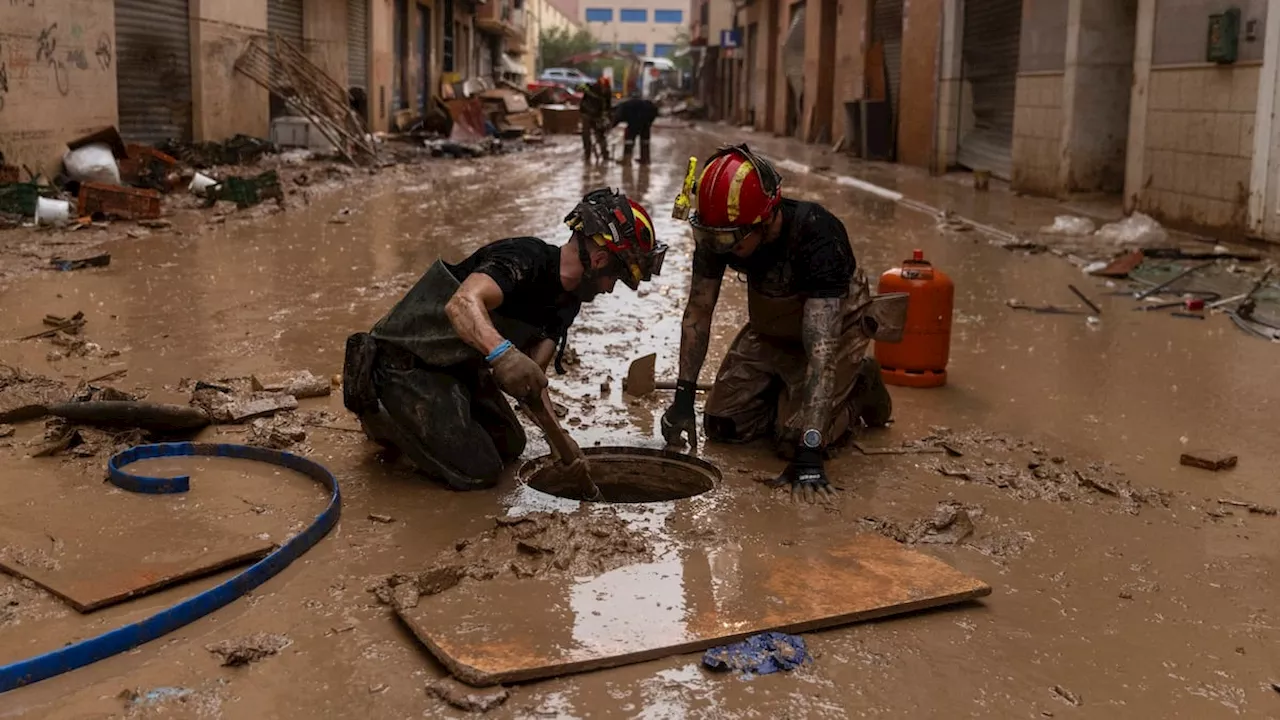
top-left (702, 325), bottom-right (874, 454)
top-left (621, 123), bottom-right (652, 164)
top-left (581, 118), bottom-right (608, 161)
top-left (358, 349), bottom-right (526, 491)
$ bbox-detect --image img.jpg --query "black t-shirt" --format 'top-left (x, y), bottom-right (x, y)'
top-left (447, 237), bottom-right (581, 344)
top-left (613, 98), bottom-right (659, 127)
top-left (692, 198), bottom-right (856, 299)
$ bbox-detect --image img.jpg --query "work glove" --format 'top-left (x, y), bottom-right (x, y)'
top-left (490, 347), bottom-right (548, 401)
top-left (660, 380), bottom-right (698, 451)
top-left (766, 447), bottom-right (836, 503)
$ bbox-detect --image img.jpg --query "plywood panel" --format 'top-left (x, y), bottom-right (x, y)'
top-left (0, 517), bottom-right (272, 612)
top-left (398, 533), bottom-right (991, 687)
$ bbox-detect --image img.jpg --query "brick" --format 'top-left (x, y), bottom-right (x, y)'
top-left (1178, 70), bottom-right (1205, 110)
top-left (1153, 71), bottom-right (1178, 111)
top-left (1212, 114), bottom-right (1241, 156)
top-left (1153, 150), bottom-right (1176, 190)
top-left (1230, 66), bottom-right (1259, 113)
top-left (1196, 155), bottom-right (1224, 199)
top-left (1222, 157), bottom-right (1251, 202)
top-left (77, 183), bottom-right (162, 220)
top-left (1174, 152), bottom-right (1200, 195)
top-left (1204, 69), bottom-right (1233, 109)
top-left (1239, 114), bottom-right (1256, 157)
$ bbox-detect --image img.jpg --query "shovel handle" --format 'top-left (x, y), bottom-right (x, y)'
top-left (654, 381), bottom-right (712, 392)
top-left (523, 393), bottom-right (580, 464)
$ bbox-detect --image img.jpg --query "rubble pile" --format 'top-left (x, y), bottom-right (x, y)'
top-left (371, 510), bottom-right (653, 609)
top-left (921, 427), bottom-right (1169, 513)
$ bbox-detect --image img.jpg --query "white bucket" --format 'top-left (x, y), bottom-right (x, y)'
top-left (189, 172), bottom-right (218, 195)
top-left (35, 197), bottom-right (72, 226)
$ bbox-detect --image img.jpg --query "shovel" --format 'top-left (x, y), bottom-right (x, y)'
top-left (622, 353), bottom-right (712, 398)
top-left (523, 393), bottom-right (601, 501)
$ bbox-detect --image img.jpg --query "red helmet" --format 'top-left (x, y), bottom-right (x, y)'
top-left (565, 189), bottom-right (666, 290)
top-left (691, 144), bottom-right (782, 252)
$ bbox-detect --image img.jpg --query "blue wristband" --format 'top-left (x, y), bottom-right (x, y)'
top-left (485, 339), bottom-right (513, 364)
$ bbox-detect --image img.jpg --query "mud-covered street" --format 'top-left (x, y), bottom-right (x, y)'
top-left (2, 128), bottom-right (1279, 718)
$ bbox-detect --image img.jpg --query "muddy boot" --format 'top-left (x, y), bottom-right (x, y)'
top-left (851, 358), bottom-right (893, 428)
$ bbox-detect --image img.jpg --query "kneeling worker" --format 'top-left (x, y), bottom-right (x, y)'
top-left (344, 189), bottom-right (665, 490)
top-left (661, 145), bottom-right (905, 500)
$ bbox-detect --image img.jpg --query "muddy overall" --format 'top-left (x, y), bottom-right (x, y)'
top-left (701, 205), bottom-right (898, 454)
top-left (343, 261), bottom-right (541, 490)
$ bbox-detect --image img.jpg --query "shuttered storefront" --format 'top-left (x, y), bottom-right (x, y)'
top-left (348, 0), bottom-right (370, 89)
top-left (268, 0), bottom-right (305, 118)
top-left (958, 0), bottom-right (1022, 180)
top-left (874, 0), bottom-right (903, 109)
top-left (115, 0), bottom-right (193, 145)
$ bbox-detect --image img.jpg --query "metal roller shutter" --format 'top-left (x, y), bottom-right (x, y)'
top-left (958, 0), bottom-right (1022, 180)
top-left (268, 0), bottom-right (305, 118)
top-left (348, 0), bottom-right (369, 88)
top-left (115, 0), bottom-right (193, 145)
top-left (874, 0), bottom-right (903, 110)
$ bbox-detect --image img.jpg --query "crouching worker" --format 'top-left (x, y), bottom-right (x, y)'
top-left (343, 189), bottom-right (665, 490)
top-left (661, 145), bottom-right (908, 501)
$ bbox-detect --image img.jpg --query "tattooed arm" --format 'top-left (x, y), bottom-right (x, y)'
top-left (797, 297), bottom-right (844, 434)
top-left (677, 275), bottom-right (723, 383)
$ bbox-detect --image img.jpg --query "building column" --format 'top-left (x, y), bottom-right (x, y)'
top-left (934, 0), bottom-right (963, 170)
top-left (754, 0), bottom-right (778, 132)
top-left (801, 0), bottom-right (837, 142)
top-left (771, 0), bottom-right (790, 134)
top-left (1122, 0), bottom-right (1155, 212)
top-left (370, 0), bottom-right (394, 132)
top-left (830, 0), bottom-right (868, 147)
top-left (1247, 0), bottom-right (1280, 236)
top-left (897, 0), bottom-right (942, 168)
top-left (1059, 0), bottom-right (1135, 194)
top-left (304, 0), bottom-right (349, 85)
top-left (190, 0), bottom-right (270, 141)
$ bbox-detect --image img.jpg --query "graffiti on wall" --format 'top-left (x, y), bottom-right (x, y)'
top-left (0, 7), bottom-right (116, 110)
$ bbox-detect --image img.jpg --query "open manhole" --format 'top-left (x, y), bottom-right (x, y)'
top-left (522, 446), bottom-right (720, 503)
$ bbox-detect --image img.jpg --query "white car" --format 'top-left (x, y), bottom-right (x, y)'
top-left (539, 68), bottom-right (594, 87)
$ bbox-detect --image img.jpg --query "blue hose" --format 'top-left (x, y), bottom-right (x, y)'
top-left (0, 442), bottom-right (342, 694)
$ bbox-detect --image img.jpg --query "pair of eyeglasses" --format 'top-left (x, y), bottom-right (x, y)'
top-left (689, 215), bottom-right (763, 254)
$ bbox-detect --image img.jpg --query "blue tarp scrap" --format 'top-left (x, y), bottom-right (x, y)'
top-left (701, 632), bottom-right (810, 676)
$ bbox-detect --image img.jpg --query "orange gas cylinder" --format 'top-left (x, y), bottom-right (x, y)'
top-left (875, 249), bottom-right (954, 388)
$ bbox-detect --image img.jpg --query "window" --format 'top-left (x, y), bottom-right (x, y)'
top-left (623, 42), bottom-right (646, 55)
top-left (653, 43), bottom-right (677, 57)
top-left (585, 7), bottom-right (613, 22)
top-left (654, 9), bottom-right (683, 23)
top-left (620, 8), bottom-right (647, 22)
top-left (596, 42), bottom-right (615, 51)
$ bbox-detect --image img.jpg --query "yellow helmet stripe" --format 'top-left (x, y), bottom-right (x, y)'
top-left (725, 160), bottom-right (754, 224)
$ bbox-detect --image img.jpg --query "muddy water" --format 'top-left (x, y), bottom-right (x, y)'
top-left (0, 132), bottom-right (1278, 718)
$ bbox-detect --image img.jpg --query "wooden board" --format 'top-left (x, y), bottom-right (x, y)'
top-left (0, 517), bottom-right (273, 612)
top-left (397, 533), bottom-right (990, 686)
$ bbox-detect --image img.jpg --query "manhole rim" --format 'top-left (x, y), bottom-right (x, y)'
top-left (517, 445), bottom-right (722, 502)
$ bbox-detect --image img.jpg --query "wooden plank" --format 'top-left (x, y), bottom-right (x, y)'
top-left (0, 517), bottom-right (273, 612)
top-left (397, 533), bottom-right (990, 686)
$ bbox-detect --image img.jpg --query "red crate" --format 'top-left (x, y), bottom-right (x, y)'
top-left (77, 182), bottom-right (162, 220)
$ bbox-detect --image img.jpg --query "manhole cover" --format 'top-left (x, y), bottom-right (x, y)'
top-left (522, 446), bottom-right (720, 503)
